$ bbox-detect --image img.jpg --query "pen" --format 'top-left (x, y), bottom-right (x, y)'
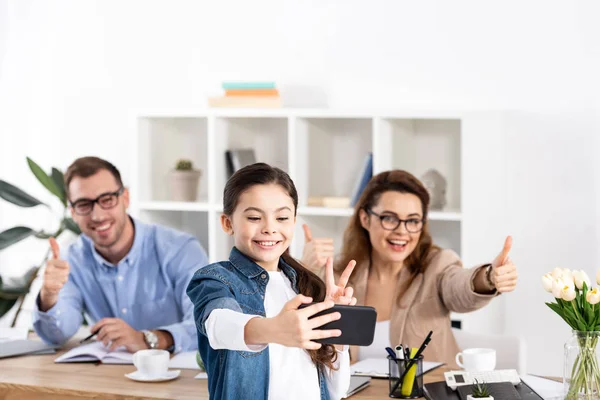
top-left (79, 331), bottom-right (97, 344)
top-left (403, 338), bottom-right (431, 374)
top-left (403, 346), bottom-right (411, 365)
top-left (410, 330), bottom-right (433, 365)
top-left (395, 344), bottom-right (404, 360)
top-left (398, 331), bottom-right (433, 382)
top-left (385, 347), bottom-right (397, 359)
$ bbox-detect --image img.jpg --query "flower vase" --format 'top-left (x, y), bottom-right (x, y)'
top-left (564, 331), bottom-right (600, 399)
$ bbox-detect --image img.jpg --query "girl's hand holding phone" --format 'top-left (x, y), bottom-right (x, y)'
top-left (268, 295), bottom-right (342, 350)
top-left (324, 257), bottom-right (357, 306)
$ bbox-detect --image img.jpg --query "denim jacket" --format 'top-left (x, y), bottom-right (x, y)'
top-left (186, 247), bottom-right (331, 400)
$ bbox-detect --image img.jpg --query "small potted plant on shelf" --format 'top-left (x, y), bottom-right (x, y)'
top-left (467, 379), bottom-right (493, 400)
top-left (169, 159), bottom-right (201, 202)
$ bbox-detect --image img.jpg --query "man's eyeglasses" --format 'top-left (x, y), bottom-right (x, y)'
top-left (70, 187), bottom-right (124, 216)
top-left (366, 209), bottom-right (424, 233)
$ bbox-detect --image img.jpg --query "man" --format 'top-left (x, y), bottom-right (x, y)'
top-left (33, 156), bottom-right (208, 353)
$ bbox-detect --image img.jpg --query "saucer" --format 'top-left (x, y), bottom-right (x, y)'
top-left (125, 369), bottom-right (181, 382)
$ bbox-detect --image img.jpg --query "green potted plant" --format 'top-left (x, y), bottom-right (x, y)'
top-left (0, 157), bottom-right (81, 326)
top-left (169, 159), bottom-right (201, 202)
top-left (467, 379), bottom-right (493, 400)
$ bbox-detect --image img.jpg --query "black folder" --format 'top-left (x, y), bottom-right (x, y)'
top-left (423, 380), bottom-right (544, 400)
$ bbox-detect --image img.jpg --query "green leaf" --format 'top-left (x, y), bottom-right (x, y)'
top-left (591, 312), bottom-right (598, 330)
top-left (51, 167), bottom-right (67, 206)
top-left (584, 296), bottom-right (593, 328)
top-left (34, 232), bottom-right (53, 239)
top-left (0, 283), bottom-right (30, 296)
top-left (26, 157), bottom-right (63, 203)
top-left (546, 302), bottom-right (577, 329)
top-left (0, 267), bottom-right (37, 299)
top-left (549, 301), bottom-right (579, 329)
top-left (0, 226), bottom-right (36, 250)
top-left (64, 218), bottom-right (81, 235)
top-left (19, 266), bottom-right (39, 287)
top-left (0, 298), bottom-right (17, 319)
top-left (0, 180), bottom-right (46, 208)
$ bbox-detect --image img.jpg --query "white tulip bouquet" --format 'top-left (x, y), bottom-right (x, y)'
top-left (542, 268), bottom-right (600, 399)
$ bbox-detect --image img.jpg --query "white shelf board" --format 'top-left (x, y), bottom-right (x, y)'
top-left (298, 206), bottom-right (354, 217)
top-left (136, 108), bottom-right (466, 120)
top-left (210, 108), bottom-right (291, 118)
top-left (138, 201), bottom-right (213, 212)
top-left (428, 210), bottom-right (462, 221)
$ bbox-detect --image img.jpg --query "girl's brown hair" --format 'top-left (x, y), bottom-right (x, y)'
top-left (223, 162), bottom-right (337, 370)
top-left (335, 170), bottom-right (439, 304)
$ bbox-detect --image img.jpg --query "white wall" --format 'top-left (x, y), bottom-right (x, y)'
top-left (1, 0), bottom-right (599, 376)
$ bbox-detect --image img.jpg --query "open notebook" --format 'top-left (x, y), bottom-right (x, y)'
top-left (351, 357), bottom-right (444, 378)
top-left (55, 341), bottom-right (133, 364)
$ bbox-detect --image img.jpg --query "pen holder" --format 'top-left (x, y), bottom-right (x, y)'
top-left (388, 355), bottom-right (424, 399)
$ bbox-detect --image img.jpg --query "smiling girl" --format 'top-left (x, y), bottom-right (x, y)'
top-left (187, 163), bottom-right (356, 400)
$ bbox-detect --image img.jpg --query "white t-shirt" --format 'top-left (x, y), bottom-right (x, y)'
top-left (358, 320), bottom-right (390, 360)
top-left (205, 270), bottom-right (351, 400)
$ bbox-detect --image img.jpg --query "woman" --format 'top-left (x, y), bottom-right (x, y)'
top-left (301, 170), bottom-right (518, 365)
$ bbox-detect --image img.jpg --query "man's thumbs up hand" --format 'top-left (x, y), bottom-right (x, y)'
top-left (39, 237), bottom-right (70, 311)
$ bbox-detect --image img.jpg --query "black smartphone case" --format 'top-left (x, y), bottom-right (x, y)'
top-left (299, 304), bottom-right (378, 346)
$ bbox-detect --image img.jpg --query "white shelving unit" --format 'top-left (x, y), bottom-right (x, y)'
top-left (130, 109), bottom-right (508, 332)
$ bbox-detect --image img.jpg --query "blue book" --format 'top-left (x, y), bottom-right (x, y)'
top-left (222, 82), bottom-right (276, 90)
top-left (350, 153), bottom-right (373, 207)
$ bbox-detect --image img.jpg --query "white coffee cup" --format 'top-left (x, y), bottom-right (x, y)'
top-left (455, 348), bottom-right (496, 371)
top-left (133, 349), bottom-right (170, 378)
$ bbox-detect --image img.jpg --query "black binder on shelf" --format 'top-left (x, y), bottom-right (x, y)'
top-left (423, 380), bottom-right (543, 400)
top-left (225, 149), bottom-right (257, 178)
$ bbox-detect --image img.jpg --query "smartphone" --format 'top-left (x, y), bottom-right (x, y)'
top-left (298, 303), bottom-right (377, 346)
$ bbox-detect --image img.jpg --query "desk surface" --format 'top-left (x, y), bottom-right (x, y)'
top-left (0, 336), bottom-right (447, 400)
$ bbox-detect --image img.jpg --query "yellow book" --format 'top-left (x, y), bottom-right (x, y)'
top-left (207, 96), bottom-right (281, 108)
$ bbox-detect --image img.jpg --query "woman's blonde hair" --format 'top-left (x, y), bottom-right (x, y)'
top-left (335, 170), bottom-right (439, 304)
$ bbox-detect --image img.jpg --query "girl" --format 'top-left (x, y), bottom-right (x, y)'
top-left (302, 170), bottom-right (518, 365)
top-left (187, 163), bottom-right (356, 400)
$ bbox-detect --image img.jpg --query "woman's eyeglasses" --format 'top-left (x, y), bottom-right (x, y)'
top-left (366, 209), bottom-right (424, 233)
top-left (70, 187), bottom-right (124, 216)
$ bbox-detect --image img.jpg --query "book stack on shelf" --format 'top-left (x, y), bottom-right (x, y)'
top-left (208, 82), bottom-right (281, 108)
top-left (225, 148), bottom-right (257, 178)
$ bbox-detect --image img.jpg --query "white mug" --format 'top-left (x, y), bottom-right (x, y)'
top-left (133, 349), bottom-right (170, 378)
top-left (455, 348), bottom-right (496, 371)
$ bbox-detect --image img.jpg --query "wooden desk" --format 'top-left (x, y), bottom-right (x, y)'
top-left (0, 338), bottom-right (447, 399)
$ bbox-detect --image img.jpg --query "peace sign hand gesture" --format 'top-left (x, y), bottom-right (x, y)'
top-left (324, 257), bottom-right (357, 306)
